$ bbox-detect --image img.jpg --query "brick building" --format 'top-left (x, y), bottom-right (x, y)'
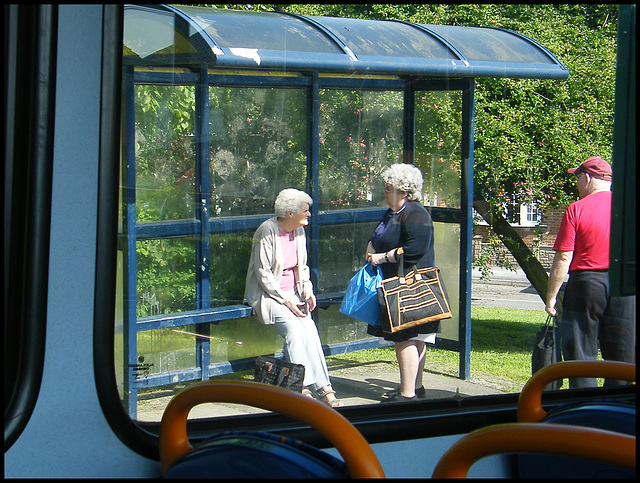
top-left (472, 207), bottom-right (567, 270)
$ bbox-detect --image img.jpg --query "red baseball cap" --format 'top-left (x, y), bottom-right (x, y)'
top-left (567, 156), bottom-right (612, 181)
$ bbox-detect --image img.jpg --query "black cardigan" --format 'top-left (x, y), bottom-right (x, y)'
top-left (367, 201), bottom-right (440, 341)
top-left (370, 201), bottom-right (435, 280)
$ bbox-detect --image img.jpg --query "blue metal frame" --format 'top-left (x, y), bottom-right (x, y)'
top-left (460, 80), bottom-right (476, 379)
top-left (120, 5), bottom-right (570, 417)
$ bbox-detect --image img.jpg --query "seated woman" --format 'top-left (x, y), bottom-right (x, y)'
top-left (244, 188), bottom-right (344, 408)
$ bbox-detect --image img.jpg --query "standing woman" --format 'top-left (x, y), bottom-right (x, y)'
top-left (244, 188), bottom-right (344, 408)
top-left (366, 164), bottom-right (438, 403)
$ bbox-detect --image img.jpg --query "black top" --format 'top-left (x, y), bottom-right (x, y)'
top-left (370, 201), bottom-right (435, 279)
top-left (368, 201), bottom-right (440, 342)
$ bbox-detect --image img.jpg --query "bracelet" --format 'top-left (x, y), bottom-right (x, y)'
top-left (384, 251), bottom-right (389, 262)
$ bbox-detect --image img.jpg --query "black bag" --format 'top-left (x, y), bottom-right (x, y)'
top-left (254, 356), bottom-right (305, 393)
top-left (378, 249), bottom-right (452, 334)
top-left (531, 315), bottom-right (562, 390)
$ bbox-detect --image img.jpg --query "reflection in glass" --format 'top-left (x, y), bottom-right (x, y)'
top-left (134, 84), bottom-right (196, 222)
top-left (415, 91), bottom-right (462, 209)
top-left (208, 87), bottom-right (308, 217)
top-left (318, 89), bottom-right (403, 211)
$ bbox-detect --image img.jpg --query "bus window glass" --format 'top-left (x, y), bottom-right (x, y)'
top-left (118, 59), bottom-right (466, 420)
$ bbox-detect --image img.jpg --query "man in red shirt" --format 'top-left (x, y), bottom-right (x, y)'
top-left (546, 156), bottom-right (635, 388)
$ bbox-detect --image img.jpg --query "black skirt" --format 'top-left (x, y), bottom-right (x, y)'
top-left (367, 320), bottom-right (441, 343)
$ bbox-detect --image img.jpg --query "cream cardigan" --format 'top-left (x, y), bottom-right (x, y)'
top-left (244, 217), bottom-right (313, 325)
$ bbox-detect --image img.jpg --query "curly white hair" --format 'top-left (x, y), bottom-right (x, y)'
top-left (382, 163), bottom-right (423, 201)
top-left (274, 188), bottom-right (313, 217)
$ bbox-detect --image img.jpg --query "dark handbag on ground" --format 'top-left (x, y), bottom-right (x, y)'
top-left (531, 315), bottom-right (562, 390)
top-left (378, 248), bottom-right (452, 334)
top-left (254, 356), bottom-right (305, 393)
top-left (339, 262), bottom-right (383, 327)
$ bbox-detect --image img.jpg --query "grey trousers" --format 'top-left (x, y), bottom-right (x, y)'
top-left (271, 297), bottom-right (331, 391)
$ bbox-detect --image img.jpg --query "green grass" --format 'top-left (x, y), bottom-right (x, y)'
top-left (327, 307), bottom-right (548, 392)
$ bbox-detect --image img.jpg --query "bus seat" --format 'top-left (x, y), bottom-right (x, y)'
top-left (433, 361), bottom-right (636, 478)
top-left (518, 361), bottom-right (635, 423)
top-left (431, 423), bottom-right (635, 478)
top-left (159, 380), bottom-right (385, 478)
top-left (516, 360), bottom-right (636, 478)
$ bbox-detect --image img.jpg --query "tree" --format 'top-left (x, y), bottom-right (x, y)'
top-left (268, 4), bottom-right (619, 304)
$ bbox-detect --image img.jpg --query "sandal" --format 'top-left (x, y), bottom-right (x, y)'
top-left (317, 388), bottom-right (344, 408)
top-left (301, 387), bottom-right (314, 398)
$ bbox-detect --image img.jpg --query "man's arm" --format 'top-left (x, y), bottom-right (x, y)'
top-left (545, 250), bottom-right (573, 316)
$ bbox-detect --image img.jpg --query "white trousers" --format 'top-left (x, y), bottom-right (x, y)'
top-left (271, 292), bottom-right (330, 391)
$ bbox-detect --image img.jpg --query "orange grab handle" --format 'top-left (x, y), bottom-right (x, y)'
top-left (159, 380), bottom-right (385, 478)
top-left (518, 361), bottom-right (636, 423)
top-left (432, 423), bottom-right (636, 478)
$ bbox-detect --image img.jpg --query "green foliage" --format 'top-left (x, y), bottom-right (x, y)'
top-left (277, 4), bottom-right (619, 213)
top-left (414, 91), bottom-right (463, 207)
top-left (137, 238), bottom-right (196, 316)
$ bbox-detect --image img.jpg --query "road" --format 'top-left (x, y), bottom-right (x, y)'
top-left (471, 267), bottom-right (547, 311)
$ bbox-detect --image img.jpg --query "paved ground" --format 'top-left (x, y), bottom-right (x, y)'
top-left (136, 267), bottom-right (544, 422)
top-left (137, 358), bottom-right (515, 422)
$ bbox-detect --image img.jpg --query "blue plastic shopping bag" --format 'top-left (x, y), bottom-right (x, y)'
top-left (339, 262), bottom-right (383, 327)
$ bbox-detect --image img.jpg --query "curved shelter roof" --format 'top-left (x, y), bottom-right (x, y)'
top-left (123, 4), bottom-right (569, 80)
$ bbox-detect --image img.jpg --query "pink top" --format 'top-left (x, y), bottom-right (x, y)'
top-left (553, 191), bottom-right (611, 271)
top-left (279, 229), bottom-right (297, 291)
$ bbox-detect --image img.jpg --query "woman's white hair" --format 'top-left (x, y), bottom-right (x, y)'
top-left (382, 163), bottom-right (424, 201)
top-left (274, 188), bottom-right (313, 217)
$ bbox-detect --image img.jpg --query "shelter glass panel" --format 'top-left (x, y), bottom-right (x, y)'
top-left (124, 5), bottom-right (201, 60)
top-left (136, 237), bottom-right (197, 316)
top-left (208, 86), bottom-right (308, 217)
top-left (314, 16), bottom-right (457, 60)
top-left (318, 89), bottom-right (403, 211)
top-left (209, 230), bottom-right (254, 307)
top-left (318, 221), bottom-right (380, 295)
top-left (134, 84), bottom-right (196, 223)
top-left (434, 221), bottom-right (461, 342)
top-left (425, 24), bottom-right (558, 64)
top-left (415, 90), bottom-right (462, 209)
top-left (179, 6), bottom-right (345, 54)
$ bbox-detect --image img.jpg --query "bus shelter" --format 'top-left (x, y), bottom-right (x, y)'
top-left (119, 4), bottom-right (568, 417)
